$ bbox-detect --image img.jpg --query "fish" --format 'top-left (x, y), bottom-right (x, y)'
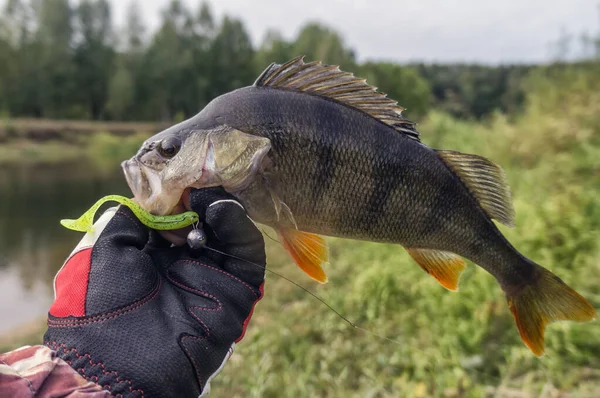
top-left (121, 56), bottom-right (596, 356)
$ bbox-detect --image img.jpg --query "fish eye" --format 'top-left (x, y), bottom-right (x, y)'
top-left (157, 136), bottom-right (182, 159)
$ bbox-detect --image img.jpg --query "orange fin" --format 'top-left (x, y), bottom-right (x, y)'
top-left (507, 267), bottom-right (597, 357)
top-left (406, 248), bottom-right (466, 291)
top-left (278, 229), bottom-right (328, 283)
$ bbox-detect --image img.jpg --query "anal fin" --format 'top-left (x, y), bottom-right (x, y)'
top-left (406, 248), bottom-right (466, 291)
top-left (278, 228), bottom-right (329, 283)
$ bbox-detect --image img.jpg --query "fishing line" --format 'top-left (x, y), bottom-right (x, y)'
top-left (202, 244), bottom-right (555, 387)
top-left (205, 245), bottom-right (404, 346)
top-left (258, 228), bottom-right (280, 244)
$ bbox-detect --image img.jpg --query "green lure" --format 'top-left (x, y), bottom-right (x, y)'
top-left (61, 194), bottom-right (199, 233)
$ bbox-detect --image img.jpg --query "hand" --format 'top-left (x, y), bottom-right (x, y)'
top-left (43, 188), bottom-right (266, 398)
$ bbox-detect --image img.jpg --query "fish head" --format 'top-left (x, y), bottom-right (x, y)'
top-left (122, 124), bottom-right (271, 215)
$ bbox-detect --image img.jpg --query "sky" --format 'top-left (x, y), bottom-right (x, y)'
top-left (110, 0), bottom-right (597, 64)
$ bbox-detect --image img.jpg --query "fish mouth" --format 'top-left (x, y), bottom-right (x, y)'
top-left (121, 158), bottom-right (193, 245)
top-left (121, 159), bottom-right (146, 201)
top-left (121, 158), bottom-right (177, 216)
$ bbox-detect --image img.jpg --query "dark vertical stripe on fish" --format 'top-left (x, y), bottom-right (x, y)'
top-left (356, 146), bottom-right (400, 237)
top-left (418, 177), bottom-right (455, 240)
top-left (311, 132), bottom-right (335, 208)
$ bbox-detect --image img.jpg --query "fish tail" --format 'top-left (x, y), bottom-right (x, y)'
top-left (506, 260), bottom-right (596, 356)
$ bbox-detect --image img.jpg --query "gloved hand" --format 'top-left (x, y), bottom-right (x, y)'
top-left (43, 188), bottom-right (266, 398)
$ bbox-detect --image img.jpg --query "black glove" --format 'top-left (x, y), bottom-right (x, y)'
top-left (44, 188), bottom-right (266, 398)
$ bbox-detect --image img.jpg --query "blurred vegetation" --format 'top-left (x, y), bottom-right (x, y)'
top-left (1, 0), bottom-right (600, 397)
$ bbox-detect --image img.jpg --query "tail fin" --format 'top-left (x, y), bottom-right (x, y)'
top-left (507, 265), bottom-right (596, 356)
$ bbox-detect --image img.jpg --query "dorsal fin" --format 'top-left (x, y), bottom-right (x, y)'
top-left (254, 56), bottom-right (420, 142)
top-left (436, 150), bottom-right (516, 227)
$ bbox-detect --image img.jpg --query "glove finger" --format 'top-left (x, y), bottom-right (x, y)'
top-left (78, 206), bottom-right (158, 315)
top-left (147, 229), bottom-right (175, 250)
top-left (188, 188), bottom-right (266, 288)
top-left (186, 187), bottom-right (229, 220)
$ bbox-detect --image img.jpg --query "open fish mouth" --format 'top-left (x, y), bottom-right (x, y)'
top-left (122, 158), bottom-right (193, 245)
top-left (121, 158), bottom-right (180, 216)
top-left (121, 159), bottom-right (147, 201)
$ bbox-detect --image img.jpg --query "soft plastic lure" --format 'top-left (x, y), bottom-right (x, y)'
top-left (61, 194), bottom-right (199, 233)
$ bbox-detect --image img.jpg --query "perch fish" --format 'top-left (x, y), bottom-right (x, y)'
top-left (121, 56), bottom-right (596, 356)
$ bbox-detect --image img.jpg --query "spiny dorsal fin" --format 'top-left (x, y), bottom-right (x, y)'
top-left (254, 56), bottom-right (420, 142)
top-left (436, 150), bottom-right (516, 227)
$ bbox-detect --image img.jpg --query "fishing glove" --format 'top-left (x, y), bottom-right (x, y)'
top-left (43, 187), bottom-right (266, 398)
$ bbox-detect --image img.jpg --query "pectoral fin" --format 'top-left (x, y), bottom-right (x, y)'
top-left (278, 228), bottom-right (329, 283)
top-left (263, 172), bottom-right (298, 229)
top-left (406, 248), bottom-right (466, 291)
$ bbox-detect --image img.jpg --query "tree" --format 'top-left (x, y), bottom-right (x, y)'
top-left (254, 29), bottom-right (294, 72)
top-left (291, 23), bottom-right (356, 70)
top-left (124, 0), bottom-right (145, 53)
top-left (360, 62), bottom-right (431, 119)
top-left (115, 0), bottom-right (147, 120)
top-left (73, 0), bottom-right (115, 119)
top-left (209, 16), bottom-right (255, 98)
top-left (1, 0), bottom-right (41, 117)
top-left (2, 0), bottom-right (35, 47)
top-left (106, 61), bottom-right (134, 119)
top-left (193, 1), bottom-right (217, 108)
top-left (551, 27), bottom-right (573, 62)
top-left (0, 37), bottom-right (12, 114)
top-left (139, 0), bottom-right (200, 120)
top-left (197, 1), bottom-right (215, 38)
top-left (35, 0), bottom-right (76, 118)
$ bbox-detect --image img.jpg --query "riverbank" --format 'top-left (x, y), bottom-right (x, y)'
top-left (0, 118), bottom-right (160, 166)
top-left (0, 119), bottom-right (167, 140)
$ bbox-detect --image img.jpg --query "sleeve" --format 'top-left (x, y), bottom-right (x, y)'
top-left (0, 345), bottom-right (110, 397)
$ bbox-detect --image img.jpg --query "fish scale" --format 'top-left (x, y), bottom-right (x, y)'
top-left (122, 56), bottom-right (596, 356)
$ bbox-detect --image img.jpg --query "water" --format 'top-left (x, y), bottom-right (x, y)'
top-left (0, 163), bottom-right (130, 333)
